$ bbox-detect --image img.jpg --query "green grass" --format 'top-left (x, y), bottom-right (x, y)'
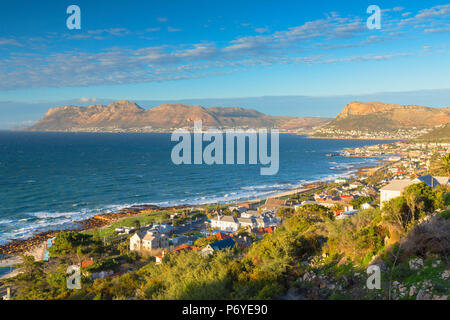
top-left (84, 211), bottom-right (171, 239)
top-left (439, 209), bottom-right (450, 220)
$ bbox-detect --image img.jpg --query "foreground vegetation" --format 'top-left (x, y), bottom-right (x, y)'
top-left (1, 179), bottom-right (448, 300)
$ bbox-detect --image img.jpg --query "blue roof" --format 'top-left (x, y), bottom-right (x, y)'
top-left (416, 175), bottom-right (441, 188)
top-left (209, 238), bottom-right (235, 251)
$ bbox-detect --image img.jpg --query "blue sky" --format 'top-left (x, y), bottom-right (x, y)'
top-left (0, 0), bottom-right (450, 127)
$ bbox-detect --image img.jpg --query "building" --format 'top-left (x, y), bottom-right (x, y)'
top-left (171, 235), bottom-right (189, 248)
top-left (379, 180), bottom-right (416, 208)
top-left (201, 238), bottom-right (235, 256)
top-left (130, 230), bottom-right (170, 252)
top-left (380, 175), bottom-right (450, 208)
top-left (229, 206), bottom-right (248, 214)
top-left (210, 215), bottom-right (240, 232)
top-left (241, 210), bottom-right (259, 218)
top-left (413, 175), bottom-right (450, 188)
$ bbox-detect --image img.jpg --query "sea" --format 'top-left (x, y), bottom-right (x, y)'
top-left (0, 131), bottom-right (393, 245)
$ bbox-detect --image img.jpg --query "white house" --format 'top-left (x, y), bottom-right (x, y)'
top-left (380, 175), bottom-right (450, 208)
top-left (241, 210), bottom-right (259, 218)
top-left (130, 230), bottom-right (170, 252)
top-left (379, 180), bottom-right (416, 208)
top-left (361, 203), bottom-right (373, 210)
top-left (210, 215), bottom-right (240, 232)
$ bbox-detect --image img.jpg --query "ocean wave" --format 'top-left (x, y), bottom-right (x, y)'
top-left (0, 156), bottom-right (381, 244)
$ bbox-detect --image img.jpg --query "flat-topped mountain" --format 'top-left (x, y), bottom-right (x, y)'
top-left (28, 100), bottom-right (332, 132)
top-left (330, 101), bottom-right (450, 131)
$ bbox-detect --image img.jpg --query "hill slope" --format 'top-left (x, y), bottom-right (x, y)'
top-left (27, 100), bottom-right (332, 132)
top-left (415, 123), bottom-right (450, 142)
top-left (331, 102), bottom-right (450, 130)
top-left (312, 101), bottom-right (450, 139)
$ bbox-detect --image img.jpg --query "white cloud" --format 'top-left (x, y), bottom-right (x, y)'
top-left (254, 28), bottom-right (269, 34)
top-left (0, 7), bottom-right (438, 90)
top-left (78, 97), bottom-right (97, 103)
top-left (168, 27), bottom-right (182, 32)
top-left (0, 38), bottom-right (22, 46)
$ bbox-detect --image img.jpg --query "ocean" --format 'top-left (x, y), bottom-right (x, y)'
top-left (0, 131), bottom-right (391, 244)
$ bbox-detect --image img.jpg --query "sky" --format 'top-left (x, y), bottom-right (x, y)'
top-left (0, 0), bottom-right (450, 128)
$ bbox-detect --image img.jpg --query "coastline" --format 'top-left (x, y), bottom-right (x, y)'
top-left (0, 165), bottom-right (379, 259)
top-left (306, 136), bottom-right (402, 141)
top-left (0, 141), bottom-right (388, 264)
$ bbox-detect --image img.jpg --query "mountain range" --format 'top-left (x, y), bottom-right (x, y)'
top-left (27, 100), bottom-right (331, 132)
top-left (26, 100), bottom-right (450, 139)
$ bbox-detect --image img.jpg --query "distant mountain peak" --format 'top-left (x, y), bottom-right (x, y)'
top-left (27, 100), bottom-right (331, 132)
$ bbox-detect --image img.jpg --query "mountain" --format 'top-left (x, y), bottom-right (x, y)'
top-left (309, 101), bottom-right (450, 139)
top-left (329, 102), bottom-right (450, 131)
top-left (27, 100), bottom-right (332, 132)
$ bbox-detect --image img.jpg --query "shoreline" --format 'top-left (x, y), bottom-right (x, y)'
top-left (0, 149), bottom-right (386, 260)
top-left (306, 136), bottom-right (402, 141)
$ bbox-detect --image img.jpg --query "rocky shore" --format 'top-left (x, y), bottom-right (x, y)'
top-left (0, 204), bottom-right (193, 257)
top-left (0, 154), bottom-right (383, 258)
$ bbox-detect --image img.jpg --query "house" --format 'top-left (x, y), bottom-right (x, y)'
top-left (335, 178), bottom-right (347, 184)
top-left (239, 202), bottom-right (257, 210)
top-left (413, 175), bottom-right (449, 188)
top-left (379, 180), bottom-right (416, 208)
top-left (210, 232), bottom-right (230, 241)
top-left (155, 246), bottom-right (201, 265)
top-left (349, 182), bottom-right (364, 189)
top-left (210, 215), bottom-right (240, 232)
top-left (361, 203), bottom-right (373, 210)
top-left (152, 224), bottom-right (173, 235)
top-left (237, 217), bottom-right (255, 229)
top-left (235, 236), bottom-right (253, 248)
top-left (155, 250), bottom-right (167, 265)
top-left (130, 230), bottom-right (170, 252)
top-left (241, 210), bottom-right (259, 218)
top-left (229, 206), bottom-right (248, 214)
top-left (336, 210), bottom-right (359, 220)
top-left (171, 235), bottom-right (189, 248)
top-left (201, 238), bottom-right (235, 256)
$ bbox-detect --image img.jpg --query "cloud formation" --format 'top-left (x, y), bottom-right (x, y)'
top-left (0, 4), bottom-right (447, 90)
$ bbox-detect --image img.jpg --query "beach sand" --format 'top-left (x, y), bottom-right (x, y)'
top-left (0, 241), bottom-right (46, 279)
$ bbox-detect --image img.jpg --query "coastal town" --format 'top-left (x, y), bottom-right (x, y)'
top-left (1, 139), bottom-right (449, 300)
top-left (312, 127), bottom-right (433, 140)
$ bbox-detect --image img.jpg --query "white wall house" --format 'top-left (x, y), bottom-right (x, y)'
top-left (130, 230), bottom-right (169, 252)
top-left (379, 180), bottom-right (416, 208)
top-left (211, 215), bottom-right (240, 232)
top-left (380, 175), bottom-right (450, 208)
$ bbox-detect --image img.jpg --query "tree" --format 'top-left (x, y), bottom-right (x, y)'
top-left (382, 196), bottom-right (409, 231)
top-left (131, 219), bottom-right (141, 229)
top-left (441, 153), bottom-right (450, 176)
top-left (351, 196), bottom-right (374, 209)
top-left (21, 255), bottom-right (43, 280)
top-left (194, 236), bottom-right (218, 248)
top-left (403, 182), bottom-right (435, 223)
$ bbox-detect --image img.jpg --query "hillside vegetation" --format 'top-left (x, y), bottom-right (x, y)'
top-left (415, 123), bottom-right (450, 142)
top-left (3, 182), bottom-right (448, 300)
